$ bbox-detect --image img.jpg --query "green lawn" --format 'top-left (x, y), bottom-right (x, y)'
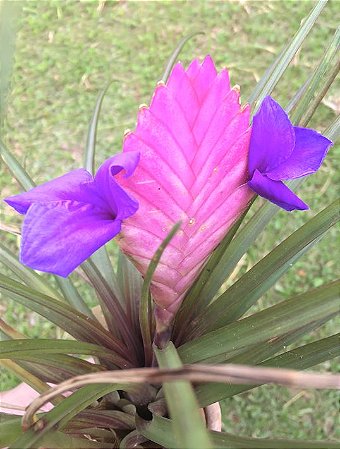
top-left (1, 0), bottom-right (339, 442)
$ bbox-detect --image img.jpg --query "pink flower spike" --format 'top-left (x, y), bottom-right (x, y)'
top-left (116, 56), bottom-right (254, 328)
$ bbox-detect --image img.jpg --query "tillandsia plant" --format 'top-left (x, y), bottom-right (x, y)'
top-left (1, 1), bottom-right (340, 449)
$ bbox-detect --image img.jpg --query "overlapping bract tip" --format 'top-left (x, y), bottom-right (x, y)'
top-left (116, 55), bottom-right (253, 321)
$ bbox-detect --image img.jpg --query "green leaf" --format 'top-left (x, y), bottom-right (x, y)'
top-left (0, 415), bottom-right (22, 449)
top-left (0, 0), bottom-right (23, 128)
top-left (179, 280), bottom-right (340, 364)
top-left (12, 385), bottom-right (123, 449)
top-left (138, 414), bottom-right (340, 449)
top-left (67, 409), bottom-right (135, 431)
top-left (249, 0), bottom-right (327, 111)
top-left (0, 273), bottom-right (132, 368)
top-left (84, 82), bottom-right (112, 174)
top-left (0, 242), bottom-right (63, 300)
top-left (0, 137), bottom-right (34, 190)
top-left (196, 331), bottom-right (339, 406)
top-left (0, 359), bottom-right (59, 401)
top-left (10, 426), bottom-right (115, 449)
top-left (154, 342), bottom-right (212, 449)
top-left (140, 222), bottom-right (181, 365)
top-left (81, 259), bottom-right (140, 365)
top-left (83, 80), bottom-right (125, 300)
top-left (324, 113), bottom-right (340, 142)
top-left (161, 32), bottom-right (204, 82)
top-left (20, 354), bottom-right (102, 385)
top-left (117, 251), bottom-right (143, 336)
top-left (291, 26), bottom-right (340, 126)
top-left (55, 276), bottom-right (94, 318)
top-left (189, 199), bottom-right (340, 337)
top-left (0, 339), bottom-right (129, 366)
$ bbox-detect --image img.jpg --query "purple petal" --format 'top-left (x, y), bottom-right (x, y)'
top-left (248, 169), bottom-right (308, 211)
top-left (4, 169), bottom-right (92, 214)
top-left (266, 127), bottom-right (333, 180)
top-left (94, 152), bottom-right (139, 220)
top-left (248, 96), bottom-right (295, 175)
top-left (20, 201), bottom-right (121, 276)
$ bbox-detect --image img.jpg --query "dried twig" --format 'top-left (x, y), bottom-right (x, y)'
top-left (23, 363), bottom-right (340, 429)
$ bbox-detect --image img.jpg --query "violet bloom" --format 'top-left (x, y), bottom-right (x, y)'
top-left (5, 152), bottom-right (139, 277)
top-left (116, 56), bottom-right (254, 325)
top-left (248, 96), bottom-right (332, 211)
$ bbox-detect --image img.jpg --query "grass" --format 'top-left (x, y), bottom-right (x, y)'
top-left (1, 0), bottom-right (339, 442)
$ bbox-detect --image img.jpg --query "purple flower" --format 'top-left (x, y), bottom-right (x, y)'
top-left (247, 96), bottom-right (332, 211)
top-left (4, 152), bottom-right (140, 277)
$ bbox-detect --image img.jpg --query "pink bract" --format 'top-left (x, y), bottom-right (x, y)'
top-left (116, 55), bottom-right (253, 324)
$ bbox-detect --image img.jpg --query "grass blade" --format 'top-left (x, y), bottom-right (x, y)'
top-left (178, 280), bottom-right (340, 364)
top-left (188, 199), bottom-right (339, 337)
top-left (249, 0), bottom-right (327, 111)
top-left (154, 342), bottom-right (212, 449)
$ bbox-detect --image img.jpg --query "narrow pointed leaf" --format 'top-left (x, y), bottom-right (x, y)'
top-left (140, 222), bottom-right (181, 362)
top-left (179, 281), bottom-right (340, 364)
top-left (55, 276), bottom-right (94, 317)
top-left (67, 409), bottom-right (135, 431)
top-left (83, 81), bottom-right (125, 297)
top-left (0, 274), bottom-right (132, 367)
top-left (20, 355), bottom-right (102, 385)
top-left (16, 384), bottom-right (135, 449)
top-left (0, 359), bottom-right (61, 403)
top-left (0, 339), bottom-right (129, 367)
top-left (81, 259), bottom-right (140, 364)
top-left (117, 251), bottom-right (143, 336)
top-left (154, 342), bottom-right (212, 449)
top-left (0, 138), bottom-right (35, 190)
top-left (199, 334), bottom-right (340, 402)
top-left (324, 114), bottom-right (340, 142)
top-left (189, 199), bottom-right (339, 337)
top-left (138, 414), bottom-right (340, 449)
top-left (249, 0), bottom-right (327, 110)
top-left (161, 31), bottom-right (204, 82)
top-left (290, 27), bottom-right (340, 126)
top-left (0, 242), bottom-right (62, 300)
top-left (84, 82), bottom-right (112, 174)
top-left (0, 415), bottom-right (22, 449)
